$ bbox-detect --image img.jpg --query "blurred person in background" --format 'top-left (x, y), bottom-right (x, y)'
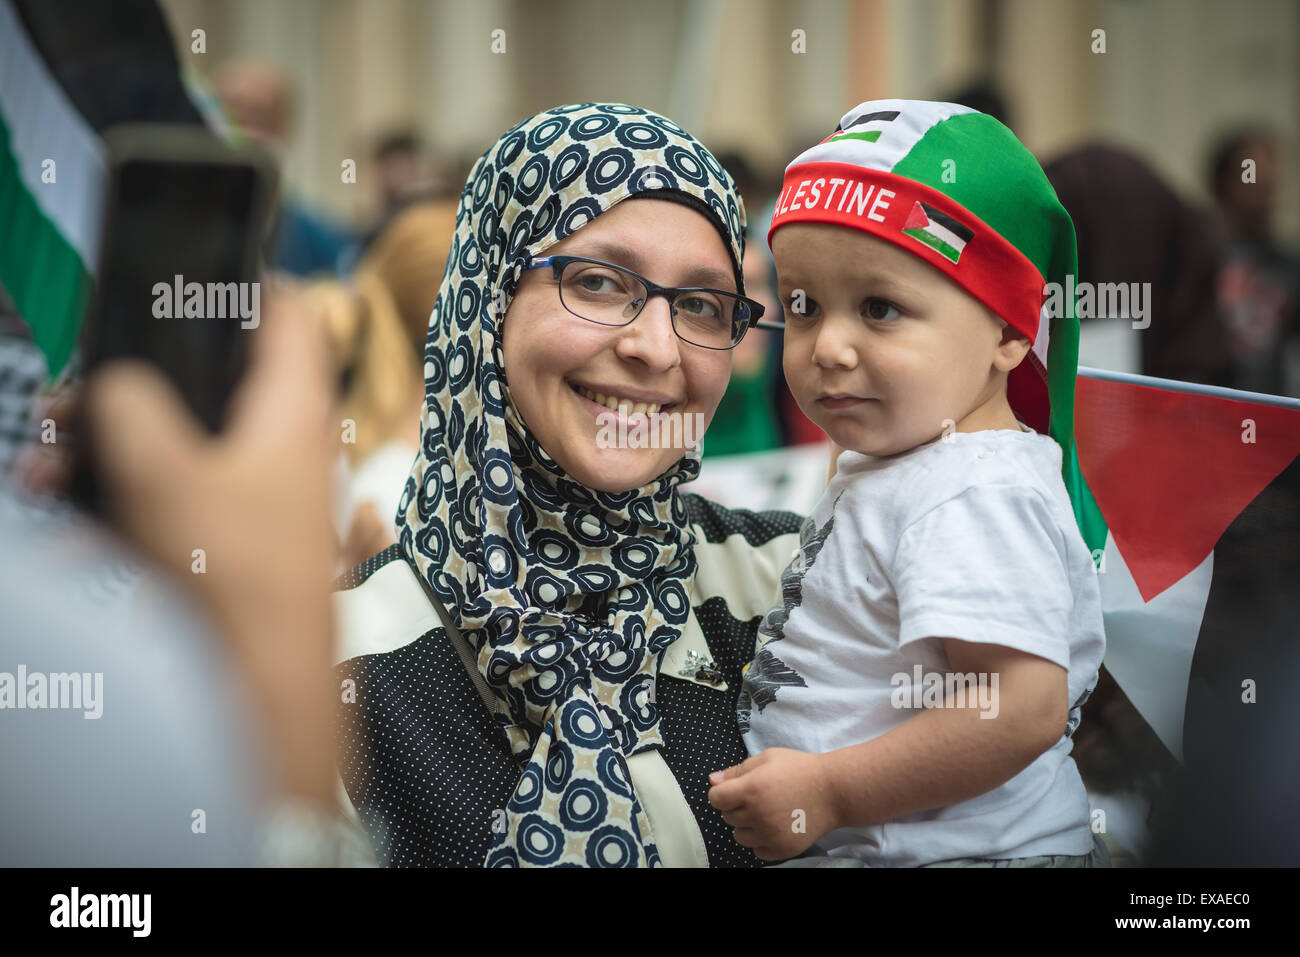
top-left (214, 57), bottom-right (358, 278)
top-left (1147, 446), bottom-right (1300, 866)
top-left (715, 149), bottom-right (824, 450)
top-left (943, 78), bottom-right (1014, 131)
top-left (1045, 144), bottom-right (1233, 386)
top-left (306, 278), bottom-right (419, 566)
top-left (766, 135), bottom-right (837, 448)
top-left (359, 128), bottom-right (457, 248)
top-left (704, 151), bottom-right (782, 457)
top-left (373, 130), bottom-right (435, 214)
top-left (1207, 128), bottom-right (1300, 396)
top-left (361, 199), bottom-right (459, 358)
top-left (701, 238), bottom-right (782, 457)
top-left (310, 200), bottom-right (458, 567)
top-left (1069, 668), bottom-right (1180, 865)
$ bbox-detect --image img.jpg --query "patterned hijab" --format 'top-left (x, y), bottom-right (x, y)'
top-left (396, 104), bottom-right (748, 867)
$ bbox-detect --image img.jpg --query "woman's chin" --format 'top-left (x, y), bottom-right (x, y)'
top-left (562, 444), bottom-right (682, 493)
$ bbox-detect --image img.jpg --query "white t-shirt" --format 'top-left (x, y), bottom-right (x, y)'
top-left (739, 427), bottom-right (1106, 866)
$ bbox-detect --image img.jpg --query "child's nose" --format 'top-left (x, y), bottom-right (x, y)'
top-left (811, 313), bottom-right (859, 369)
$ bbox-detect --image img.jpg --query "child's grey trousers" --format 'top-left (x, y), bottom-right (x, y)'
top-left (772, 832), bottom-right (1111, 868)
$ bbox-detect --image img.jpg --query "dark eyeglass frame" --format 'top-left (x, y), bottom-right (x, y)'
top-left (524, 254), bottom-right (777, 350)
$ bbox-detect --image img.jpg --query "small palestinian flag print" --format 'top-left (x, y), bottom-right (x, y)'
top-left (902, 201), bottom-right (973, 264)
top-left (826, 109), bottom-right (899, 145)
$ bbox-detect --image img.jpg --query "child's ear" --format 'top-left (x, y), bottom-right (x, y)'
top-left (993, 321), bottom-right (1032, 373)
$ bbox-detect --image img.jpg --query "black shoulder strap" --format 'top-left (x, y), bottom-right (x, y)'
top-left (409, 559), bottom-right (520, 769)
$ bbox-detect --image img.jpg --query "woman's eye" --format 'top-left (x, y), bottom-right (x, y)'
top-left (678, 295), bottom-right (722, 319)
top-left (567, 268), bottom-right (631, 298)
top-left (863, 298), bottom-right (900, 321)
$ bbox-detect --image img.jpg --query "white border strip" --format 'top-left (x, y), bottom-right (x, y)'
top-left (1079, 366), bottom-right (1300, 411)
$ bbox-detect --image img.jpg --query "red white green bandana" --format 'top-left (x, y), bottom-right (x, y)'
top-left (768, 99), bottom-right (1082, 454)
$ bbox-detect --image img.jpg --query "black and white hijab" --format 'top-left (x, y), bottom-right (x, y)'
top-left (396, 104), bottom-right (748, 866)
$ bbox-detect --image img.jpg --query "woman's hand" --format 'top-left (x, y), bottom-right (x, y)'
top-left (708, 748), bottom-right (841, 861)
top-left (84, 290), bottom-right (340, 809)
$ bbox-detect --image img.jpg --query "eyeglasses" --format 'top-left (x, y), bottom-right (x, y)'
top-left (523, 254), bottom-right (768, 351)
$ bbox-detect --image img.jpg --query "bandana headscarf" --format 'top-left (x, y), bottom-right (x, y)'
top-left (396, 104), bottom-right (747, 867)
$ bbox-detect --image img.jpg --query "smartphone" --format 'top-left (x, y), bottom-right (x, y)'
top-left (71, 124), bottom-right (277, 513)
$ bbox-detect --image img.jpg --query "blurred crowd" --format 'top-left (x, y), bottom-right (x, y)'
top-left (7, 60), bottom-right (1297, 520)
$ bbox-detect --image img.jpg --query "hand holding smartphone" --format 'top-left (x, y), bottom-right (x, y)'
top-left (71, 124), bottom-right (277, 513)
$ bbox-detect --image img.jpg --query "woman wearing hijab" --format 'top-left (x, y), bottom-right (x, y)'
top-left (333, 103), bottom-right (803, 867)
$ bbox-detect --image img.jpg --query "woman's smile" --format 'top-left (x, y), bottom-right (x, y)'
top-left (568, 380), bottom-right (680, 416)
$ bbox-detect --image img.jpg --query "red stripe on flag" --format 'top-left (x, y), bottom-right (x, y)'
top-left (903, 201), bottom-right (929, 232)
top-left (1075, 377), bottom-right (1300, 601)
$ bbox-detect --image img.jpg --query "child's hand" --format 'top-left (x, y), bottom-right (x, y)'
top-left (708, 748), bottom-right (839, 861)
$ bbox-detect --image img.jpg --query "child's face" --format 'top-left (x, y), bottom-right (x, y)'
top-left (772, 223), bottom-right (1028, 457)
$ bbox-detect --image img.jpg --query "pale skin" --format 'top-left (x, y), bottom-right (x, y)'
top-left (502, 197), bottom-right (736, 492)
top-left (708, 223), bottom-right (1070, 861)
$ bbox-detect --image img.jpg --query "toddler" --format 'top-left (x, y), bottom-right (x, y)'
top-left (710, 99), bottom-right (1107, 867)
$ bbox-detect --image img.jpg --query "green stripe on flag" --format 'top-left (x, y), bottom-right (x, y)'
top-left (830, 130), bottom-right (882, 143)
top-left (0, 111), bottom-right (91, 379)
top-left (902, 226), bottom-right (961, 263)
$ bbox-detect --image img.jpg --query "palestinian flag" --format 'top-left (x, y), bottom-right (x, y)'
top-left (0, 0), bottom-right (207, 379)
top-left (902, 201), bottom-right (972, 264)
top-left (826, 109), bottom-right (899, 145)
top-left (1073, 366), bottom-right (1300, 762)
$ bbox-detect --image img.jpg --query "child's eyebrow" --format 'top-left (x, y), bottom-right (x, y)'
top-left (857, 273), bottom-right (922, 300)
top-left (778, 269), bottom-right (922, 302)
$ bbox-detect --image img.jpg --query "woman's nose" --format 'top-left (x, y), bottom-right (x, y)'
top-left (613, 295), bottom-right (683, 372)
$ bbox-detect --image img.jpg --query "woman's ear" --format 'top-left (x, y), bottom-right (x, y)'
top-left (993, 321), bottom-right (1032, 373)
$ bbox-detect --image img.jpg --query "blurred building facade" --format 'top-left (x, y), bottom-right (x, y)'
top-left (158, 0), bottom-right (1299, 241)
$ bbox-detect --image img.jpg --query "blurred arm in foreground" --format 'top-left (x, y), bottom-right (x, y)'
top-left (0, 291), bottom-right (372, 865)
